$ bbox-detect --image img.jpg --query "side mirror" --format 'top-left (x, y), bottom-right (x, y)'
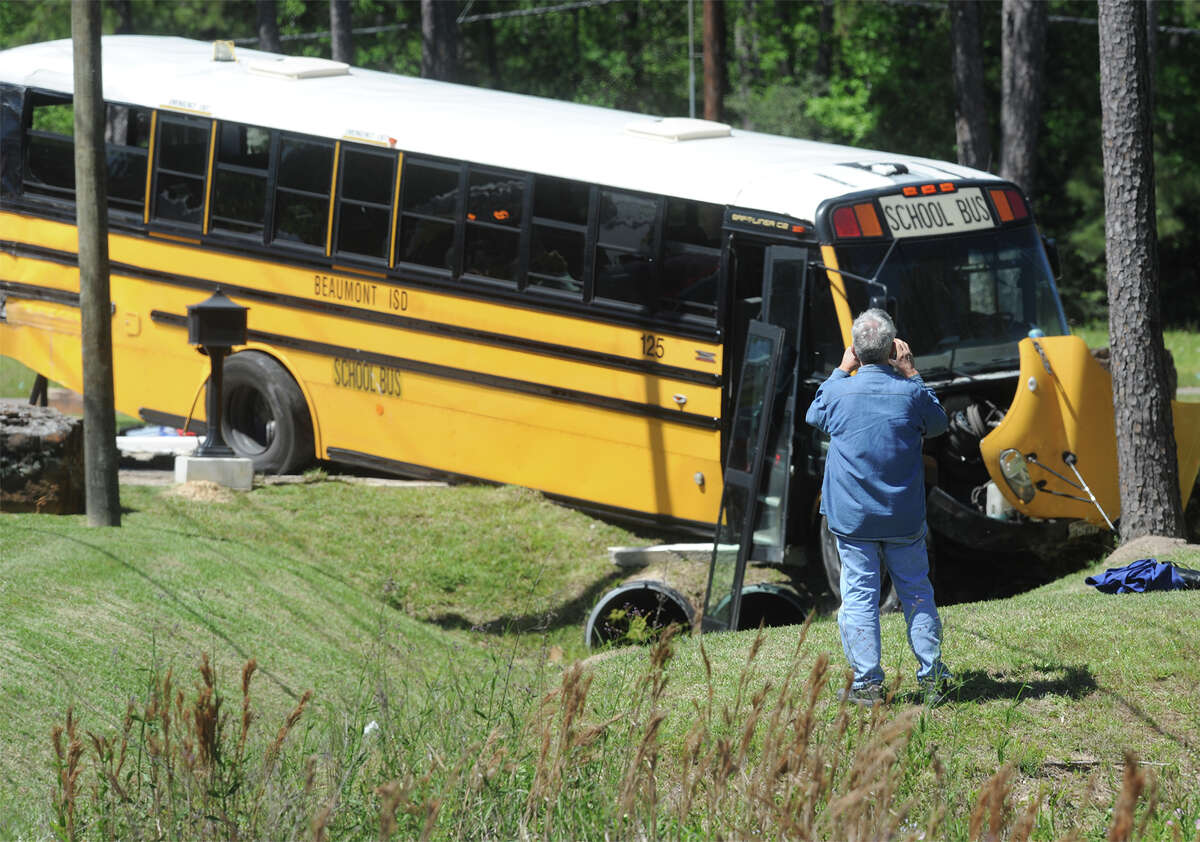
top-left (1042, 236), bottom-right (1061, 280)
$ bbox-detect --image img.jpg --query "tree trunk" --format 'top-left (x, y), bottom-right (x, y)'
top-left (71, 0), bottom-right (121, 527)
top-left (111, 0), bottom-right (134, 34)
top-left (421, 0), bottom-right (458, 82)
top-left (815, 0), bottom-right (834, 83)
top-left (950, 0), bottom-right (991, 171)
top-left (703, 0), bottom-right (725, 122)
top-left (1145, 0), bottom-right (1157, 99)
top-left (257, 0), bottom-right (282, 53)
top-left (999, 0), bottom-right (1047, 193)
top-left (734, 0), bottom-right (759, 129)
top-left (330, 0), bottom-right (353, 64)
top-left (1098, 0), bottom-right (1184, 541)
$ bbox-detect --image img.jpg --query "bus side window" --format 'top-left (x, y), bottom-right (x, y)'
top-left (210, 122), bottom-right (271, 240)
top-left (23, 93), bottom-right (75, 201)
top-left (528, 174), bottom-right (589, 298)
top-left (660, 198), bottom-right (721, 321)
top-left (593, 188), bottom-right (660, 309)
top-left (395, 158), bottom-right (458, 273)
top-left (272, 135), bottom-right (334, 248)
top-left (152, 115), bottom-right (210, 228)
top-left (462, 167), bottom-right (525, 284)
top-left (335, 145), bottom-right (396, 262)
top-left (104, 104), bottom-right (150, 217)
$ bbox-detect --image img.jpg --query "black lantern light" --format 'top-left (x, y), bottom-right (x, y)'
top-left (186, 288), bottom-right (248, 458)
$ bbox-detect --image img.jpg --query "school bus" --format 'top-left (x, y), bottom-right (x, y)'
top-left (1, 37), bottom-right (1196, 632)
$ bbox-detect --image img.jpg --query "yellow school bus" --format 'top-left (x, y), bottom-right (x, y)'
top-left (2, 37), bottom-right (1196, 629)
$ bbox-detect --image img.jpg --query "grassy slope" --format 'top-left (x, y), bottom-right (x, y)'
top-left (3, 479), bottom-right (1199, 838)
top-left (0, 482), bottom-right (637, 835)
top-left (587, 545), bottom-right (1200, 833)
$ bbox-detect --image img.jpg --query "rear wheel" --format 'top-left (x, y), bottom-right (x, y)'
top-left (218, 351), bottom-right (314, 474)
top-left (819, 516), bottom-right (902, 614)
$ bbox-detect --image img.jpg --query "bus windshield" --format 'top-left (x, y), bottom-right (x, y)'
top-left (835, 224), bottom-right (1066, 377)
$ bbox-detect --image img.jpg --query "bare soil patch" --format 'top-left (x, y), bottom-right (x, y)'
top-left (1104, 535), bottom-right (1198, 567)
top-left (165, 480), bottom-right (236, 503)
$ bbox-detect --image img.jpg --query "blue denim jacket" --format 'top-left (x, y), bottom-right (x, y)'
top-left (805, 364), bottom-right (948, 540)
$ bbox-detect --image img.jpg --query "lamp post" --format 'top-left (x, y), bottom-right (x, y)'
top-left (186, 288), bottom-right (248, 458)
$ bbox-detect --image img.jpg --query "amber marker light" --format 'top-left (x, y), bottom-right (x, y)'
top-left (920, 183), bottom-right (937, 195)
top-left (902, 186), bottom-right (919, 197)
top-left (939, 182), bottom-right (956, 193)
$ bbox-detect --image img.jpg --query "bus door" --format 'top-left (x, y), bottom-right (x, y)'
top-left (702, 320), bottom-right (786, 632)
top-left (750, 246), bottom-right (810, 563)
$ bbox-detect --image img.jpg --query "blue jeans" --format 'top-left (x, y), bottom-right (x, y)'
top-left (835, 532), bottom-right (947, 688)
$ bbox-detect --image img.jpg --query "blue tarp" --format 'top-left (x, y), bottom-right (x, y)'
top-left (1085, 558), bottom-right (1198, 593)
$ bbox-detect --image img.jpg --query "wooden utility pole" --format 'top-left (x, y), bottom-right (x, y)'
top-left (1098, 0), bottom-right (1183, 541)
top-left (257, 0), bottom-right (283, 53)
top-left (702, 0), bottom-right (726, 123)
top-left (73, 0), bottom-right (120, 526)
top-left (421, 0), bottom-right (458, 82)
top-left (331, 0), bottom-right (353, 64)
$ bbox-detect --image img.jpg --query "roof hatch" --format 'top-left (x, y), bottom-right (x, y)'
top-left (247, 56), bottom-right (350, 80)
top-left (624, 117), bottom-right (732, 142)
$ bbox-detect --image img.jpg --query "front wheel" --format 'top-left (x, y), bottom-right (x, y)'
top-left (218, 351), bottom-right (314, 474)
top-left (819, 516), bottom-right (902, 614)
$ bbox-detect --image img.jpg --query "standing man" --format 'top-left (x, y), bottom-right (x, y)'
top-left (805, 308), bottom-right (951, 705)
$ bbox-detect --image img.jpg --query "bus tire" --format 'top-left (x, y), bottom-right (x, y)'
top-left (219, 351), bottom-right (314, 475)
top-left (819, 516), bottom-right (902, 614)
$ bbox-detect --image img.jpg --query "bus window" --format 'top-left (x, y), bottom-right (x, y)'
top-left (463, 167), bottom-right (525, 283)
top-left (210, 123), bottom-right (271, 239)
top-left (593, 188), bottom-right (660, 308)
top-left (272, 135), bottom-right (333, 248)
top-left (528, 174), bottom-right (589, 297)
top-left (23, 93), bottom-right (75, 201)
top-left (152, 115), bottom-right (210, 227)
top-left (104, 104), bottom-right (150, 216)
top-left (396, 158), bottom-right (458, 273)
top-left (660, 198), bottom-right (721, 320)
top-left (335, 146), bottom-right (396, 262)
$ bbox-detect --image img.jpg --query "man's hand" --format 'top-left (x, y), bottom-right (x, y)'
top-left (838, 345), bottom-right (859, 374)
top-left (889, 338), bottom-right (918, 378)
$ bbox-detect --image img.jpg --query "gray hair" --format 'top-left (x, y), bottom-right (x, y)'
top-left (852, 308), bottom-right (897, 364)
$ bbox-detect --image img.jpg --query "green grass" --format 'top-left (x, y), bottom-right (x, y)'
top-left (0, 355), bottom-right (42, 399)
top-left (2, 480), bottom-right (1198, 838)
top-left (1074, 323), bottom-right (1200, 399)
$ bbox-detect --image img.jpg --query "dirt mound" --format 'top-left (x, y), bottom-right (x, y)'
top-left (1104, 534), bottom-right (1197, 567)
top-left (167, 480), bottom-right (236, 503)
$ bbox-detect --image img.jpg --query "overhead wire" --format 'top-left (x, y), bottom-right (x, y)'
top-left (233, 0), bottom-right (621, 47)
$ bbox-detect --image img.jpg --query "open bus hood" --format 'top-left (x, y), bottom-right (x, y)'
top-left (980, 335), bottom-right (1200, 525)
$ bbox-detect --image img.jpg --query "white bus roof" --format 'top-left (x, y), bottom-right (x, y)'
top-left (0, 36), bottom-right (1001, 222)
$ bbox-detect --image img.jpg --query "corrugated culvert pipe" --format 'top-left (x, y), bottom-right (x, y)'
top-left (584, 580), bottom-right (694, 648)
top-left (584, 545), bottom-right (810, 648)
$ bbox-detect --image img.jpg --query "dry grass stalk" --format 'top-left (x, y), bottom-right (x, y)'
top-left (1109, 752), bottom-right (1148, 842)
top-left (51, 707), bottom-right (84, 842)
top-left (968, 763), bottom-right (1015, 842)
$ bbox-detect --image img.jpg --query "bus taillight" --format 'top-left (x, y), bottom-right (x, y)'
top-left (989, 187), bottom-right (1029, 222)
top-left (833, 202), bottom-right (883, 239)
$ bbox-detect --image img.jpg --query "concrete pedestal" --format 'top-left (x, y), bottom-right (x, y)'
top-left (174, 455), bottom-right (254, 491)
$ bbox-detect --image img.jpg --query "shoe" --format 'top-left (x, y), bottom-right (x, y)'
top-left (917, 674), bottom-right (953, 706)
top-left (839, 683), bottom-right (885, 707)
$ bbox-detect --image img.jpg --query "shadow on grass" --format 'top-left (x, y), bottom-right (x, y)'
top-left (425, 569), bottom-right (626, 636)
top-left (940, 664), bottom-right (1098, 705)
